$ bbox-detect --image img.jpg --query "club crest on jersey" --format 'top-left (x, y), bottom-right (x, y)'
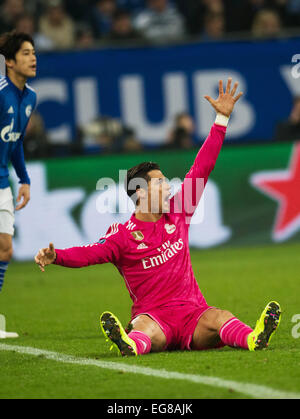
top-left (165, 224), bottom-right (176, 234)
top-left (131, 231), bottom-right (144, 241)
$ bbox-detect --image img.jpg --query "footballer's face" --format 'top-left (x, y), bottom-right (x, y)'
top-left (7, 41), bottom-right (37, 80)
top-left (145, 170), bottom-right (171, 214)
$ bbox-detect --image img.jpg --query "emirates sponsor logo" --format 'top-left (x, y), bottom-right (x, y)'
top-left (142, 238), bottom-right (184, 269)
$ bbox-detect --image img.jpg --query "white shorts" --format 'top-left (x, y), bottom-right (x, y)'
top-left (0, 187), bottom-right (15, 236)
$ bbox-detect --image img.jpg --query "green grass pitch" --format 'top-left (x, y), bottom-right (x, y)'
top-left (0, 242), bottom-right (299, 399)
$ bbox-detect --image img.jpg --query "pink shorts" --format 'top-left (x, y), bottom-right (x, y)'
top-left (134, 304), bottom-right (213, 351)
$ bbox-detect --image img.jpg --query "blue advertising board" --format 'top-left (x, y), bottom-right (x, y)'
top-left (31, 37), bottom-right (300, 145)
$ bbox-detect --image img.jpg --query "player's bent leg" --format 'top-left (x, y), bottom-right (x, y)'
top-left (191, 308), bottom-right (233, 350)
top-left (100, 312), bottom-right (166, 356)
top-left (131, 314), bottom-right (167, 353)
top-left (192, 303), bottom-right (281, 351)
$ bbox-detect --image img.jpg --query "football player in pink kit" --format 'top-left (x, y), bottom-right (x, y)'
top-left (35, 78), bottom-right (281, 356)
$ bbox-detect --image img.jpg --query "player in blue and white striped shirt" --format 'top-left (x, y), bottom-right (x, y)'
top-left (0, 32), bottom-right (37, 311)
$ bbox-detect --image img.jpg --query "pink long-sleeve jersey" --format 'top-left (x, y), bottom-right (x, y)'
top-left (54, 123), bottom-right (227, 318)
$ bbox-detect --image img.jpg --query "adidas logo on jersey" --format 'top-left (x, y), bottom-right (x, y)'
top-left (7, 106), bottom-right (14, 114)
top-left (137, 243), bottom-right (148, 250)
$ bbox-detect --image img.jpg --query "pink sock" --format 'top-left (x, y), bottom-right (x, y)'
top-left (128, 330), bottom-right (152, 355)
top-left (219, 317), bottom-right (253, 350)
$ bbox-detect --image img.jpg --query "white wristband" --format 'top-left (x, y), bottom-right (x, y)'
top-left (215, 113), bottom-right (230, 127)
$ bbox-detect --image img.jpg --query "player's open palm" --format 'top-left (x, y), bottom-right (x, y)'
top-left (204, 78), bottom-right (243, 117)
top-left (35, 243), bottom-right (56, 272)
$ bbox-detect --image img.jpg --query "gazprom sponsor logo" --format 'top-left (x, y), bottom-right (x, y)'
top-left (1, 119), bottom-right (21, 143)
top-left (142, 238), bottom-right (184, 270)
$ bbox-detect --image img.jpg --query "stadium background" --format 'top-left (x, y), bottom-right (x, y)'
top-left (1, 0), bottom-right (299, 259)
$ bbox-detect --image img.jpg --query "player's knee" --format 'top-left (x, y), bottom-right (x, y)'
top-left (132, 315), bottom-right (167, 352)
top-left (205, 309), bottom-right (234, 332)
top-left (141, 324), bottom-right (166, 352)
top-left (0, 246), bottom-right (13, 262)
top-left (216, 310), bottom-right (234, 331)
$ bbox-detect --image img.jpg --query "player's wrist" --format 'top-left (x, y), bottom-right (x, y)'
top-left (215, 113), bottom-right (230, 127)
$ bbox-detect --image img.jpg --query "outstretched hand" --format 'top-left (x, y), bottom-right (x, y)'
top-left (204, 78), bottom-right (243, 117)
top-left (35, 243), bottom-right (56, 272)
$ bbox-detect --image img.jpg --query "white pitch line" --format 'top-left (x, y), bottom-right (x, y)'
top-left (0, 343), bottom-right (299, 399)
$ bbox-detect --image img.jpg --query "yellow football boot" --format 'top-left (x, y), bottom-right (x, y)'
top-left (248, 301), bottom-right (282, 351)
top-left (100, 311), bottom-right (137, 356)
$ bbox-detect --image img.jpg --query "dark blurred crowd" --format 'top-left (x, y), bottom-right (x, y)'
top-left (1, 0), bottom-right (299, 158)
top-left (1, 0), bottom-right (300, 51)
top-left (23, 111), bottom-right (198, 159)
top-left (23, 94), bottom-right (300, 160)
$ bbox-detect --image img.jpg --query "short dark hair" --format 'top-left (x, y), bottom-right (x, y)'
top-left (126, 161), bottom-right (160, 201)
top-left (0, 31), bottom-right (34, 61)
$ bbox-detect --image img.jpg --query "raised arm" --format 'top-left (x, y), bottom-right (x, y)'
top-left (171, 78), bottom-right (243, 219)
top-left (188, 78), bottom-right (243, 183)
